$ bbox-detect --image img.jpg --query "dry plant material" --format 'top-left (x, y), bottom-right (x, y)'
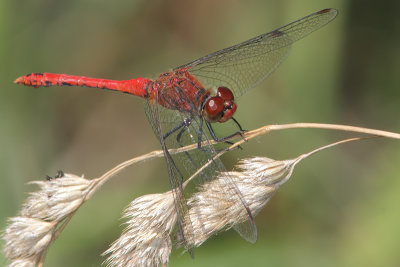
top-left (22, 174), bottom-right (94, 221)
top-left (2, 123), bottom-right (400, 266)
top-left (3, 173), bottom-right (95, 266)
top-left (184, 138), bottom-right (359, 247)
top-left (103, 192), bottom-right (176, 267)
top-left (186, 158), bottom-right (295, 247)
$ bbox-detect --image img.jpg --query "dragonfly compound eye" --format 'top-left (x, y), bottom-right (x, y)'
top-left (219, 101), bottom-right (236, 123)
top-left (203, 97), bottom-right (224, 122)
top-left (203, 91), bottom-right (237, 123)
top-left (217, 86), bottom-right (234, 101)
top-left (216, 86), bottom-right (236, 123)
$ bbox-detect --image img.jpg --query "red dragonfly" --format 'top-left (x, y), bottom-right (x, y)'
top-left (15, 9), bottom-right (338, 253)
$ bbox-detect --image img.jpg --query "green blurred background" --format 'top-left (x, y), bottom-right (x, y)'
top-left (1, 0), bottom-right (399, 266)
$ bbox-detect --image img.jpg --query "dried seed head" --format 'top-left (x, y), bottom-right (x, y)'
top-left (103, 191), bottom-right (176, 267)
top-left (22, 173), bottom-right (93, 221)
top-left (237, 157), bottom-right (296, 185)
top-left (186, 157), bottom-right (299, 247)
top-left (2, 173), bottom-right (93, 265)
top-left (8, 257), bottom-right (37, 267)
top-left (3, 217), bottom-right (56, 260)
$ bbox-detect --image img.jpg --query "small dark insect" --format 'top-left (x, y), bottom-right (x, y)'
top-left (46, 170), bottom-right (64, 180)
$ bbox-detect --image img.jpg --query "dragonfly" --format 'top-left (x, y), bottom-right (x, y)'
top-left (15, 8), bottom-right (338, 253)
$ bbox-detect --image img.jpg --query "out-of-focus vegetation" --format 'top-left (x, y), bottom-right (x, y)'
top-left (1, 0), bottom-right (399, 266)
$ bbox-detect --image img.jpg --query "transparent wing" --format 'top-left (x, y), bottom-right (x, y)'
top-left (172, 112), bottom-right (258, 244)
top-left (144, 97), bottom-right (195, 255)
top-left (177, 9), bottom-right (338, 98)
top-left (144, 86), bottom-right (257, 249)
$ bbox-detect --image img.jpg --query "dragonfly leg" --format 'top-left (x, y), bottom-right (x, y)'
top-left (230, 117), bottom-right (248, 143)
top-left (196, 116), bottom-right (211, 151)
top-left (204, 120), bottom-right (245, 151)
top-left (163, 145), bottom-right (186, 183)
top-left (176, 118), bottom-right (198, 168)
top-left (231, 117), bottom-right (247, 133)
top-left (222, 140), bottom-right (243, 150)
top-left (162, 118), bottom-right (199, 183)
top-left (163, 120), bottom-right (186, 140)
top-left (195, 116), bottom-right (239, 151)
top-left (161, 123), bottom-right (187, 184)
top-left (205, 120), bottom-right (244, 142)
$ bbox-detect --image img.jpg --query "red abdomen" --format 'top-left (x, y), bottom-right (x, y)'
top-left (15, 73), bottom-right (152, 98)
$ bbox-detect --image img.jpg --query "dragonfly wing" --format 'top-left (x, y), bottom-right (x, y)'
top-left (172, 112), bottom-right (258, 244)
top-left (144, 83), bottom-right (258, 247)
top-left (177, 9), bottom-right (338, 98)
top-left (144, 98), bottom-right (196, 255)
top-left (233, 219), bottom-right (258, 243)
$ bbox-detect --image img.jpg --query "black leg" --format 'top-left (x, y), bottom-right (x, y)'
top-left (162, 121), bottom-right (188, 184)
top-left (205, 120), bottom-right (244, 142)
top-left (196, 115), bottom-right (214, 152)
top-left (197, 116), bottom-right (204, 149)
top-left (163, 120), bottom-right (186, 140)
top-left (231, 117), bottom-right (247, 142)
top-left (222, 140), bottom-right (243, 150)
top-left (176, 119), bottom-right (198, 168)
top-left (200, 120), bottom-right (242, 152)
top-left (231, 117), bottom-right (246, 132)
top-left (162, 142), bottom-right (185, 183)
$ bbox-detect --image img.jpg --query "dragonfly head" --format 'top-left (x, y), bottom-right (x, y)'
top-left (203, 86), bottom-right (236, 123)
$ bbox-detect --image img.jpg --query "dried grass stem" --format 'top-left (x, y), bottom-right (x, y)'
top-left (95, 123), bottom-right (400, 191)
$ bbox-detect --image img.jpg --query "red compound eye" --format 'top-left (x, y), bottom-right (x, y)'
top-left (203, 97), bottom-right (224, 122)
top-left (203, 86), bottom-right (237, 123)
top-left (217, 86), bottom-right (234, 101)
top-left (219, 102), bottom-right (236, 123)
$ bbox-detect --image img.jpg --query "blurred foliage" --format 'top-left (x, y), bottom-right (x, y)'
top-left (1, 0), bottom-right (399, 266)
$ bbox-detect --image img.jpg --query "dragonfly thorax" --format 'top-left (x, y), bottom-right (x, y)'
top-left (202, 86), bottom-right (237, 123)
top-left (153, 70), bottom-right (236, 123)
